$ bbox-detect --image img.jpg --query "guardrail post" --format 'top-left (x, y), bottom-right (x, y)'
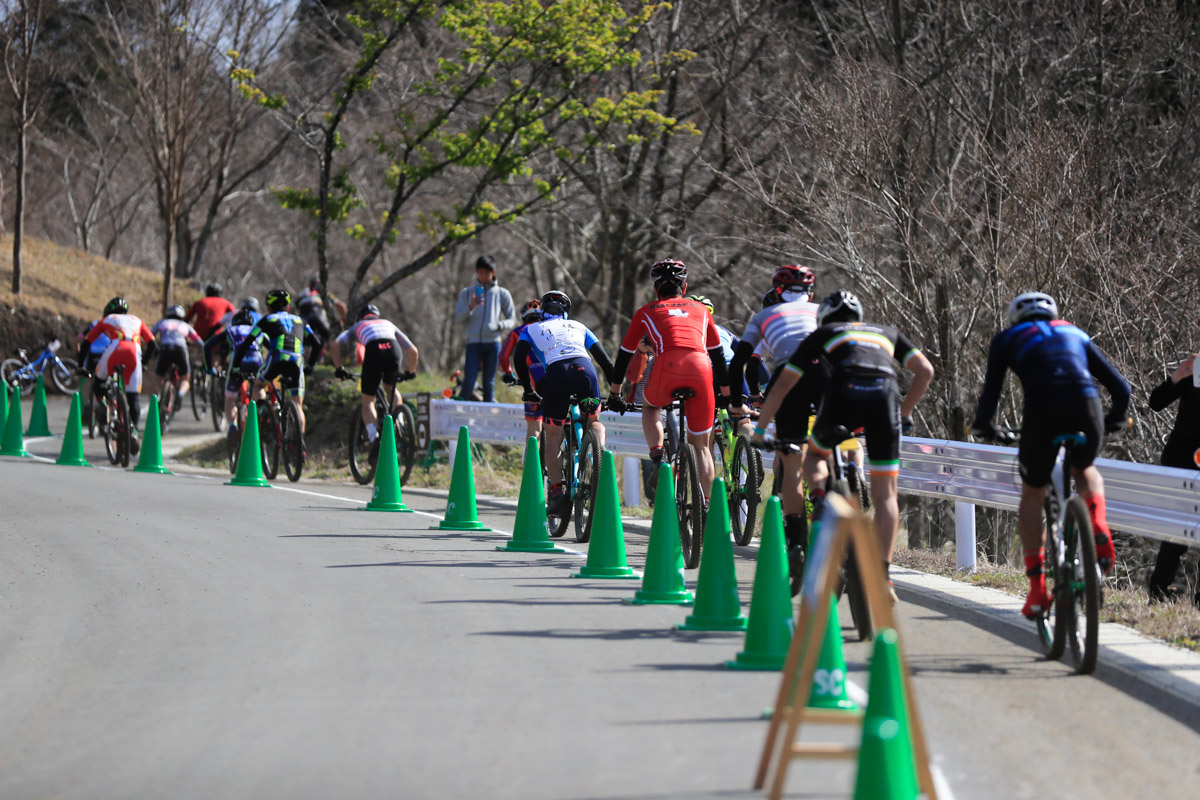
top-left (623, 456), bottom-right (641, 507)
top-left (955, 502), bottom-right (977, 573)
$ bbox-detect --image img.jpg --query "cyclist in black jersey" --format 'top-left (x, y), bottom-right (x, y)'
top-left (231, 288), bottom-right (317, 434)
top-left (752, 290), bottom-right (934, 599)
top-left (971, 292), bottom-right (1130, 618)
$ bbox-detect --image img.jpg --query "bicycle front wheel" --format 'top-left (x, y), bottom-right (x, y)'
top-left (260, 405), bottom-right (280, 479)
top-left (547, 436), bottom-right (572, 539)
top-left (573, 430), bottom-right (602, 543)
top-left (677, 443), bottom-right (705, 569)
top-left (395, 403), bottom-right (417, 485)
top-left (730, 434), bottom-right (762, 545)
top-left (50, 357), bottom-right (79, 393)
top-left (1, 359), bottom-right (35, 397)
top-left (1062, 496), bottom-right (1100, 674)
top-left (347, 410), bottom-right (375, 485)
top-left (282, 402), bottom-right (304, 482)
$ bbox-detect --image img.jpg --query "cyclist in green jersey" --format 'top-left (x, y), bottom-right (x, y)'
top-left (231, 288), bottom-right (317, 434)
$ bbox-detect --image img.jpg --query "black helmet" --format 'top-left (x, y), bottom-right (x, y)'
top-left (205, 282), bottom-right (222, 297)
top-left (104, 296), bottom-right (129, 316)
top-left (165, 304), bottom-right (185, 320)
top-left (816, 290), bottom-right (864, 326)
top-left (357, 303), bottom-right (380, 321)
top-left (240, 297), bottom-right (260, 313)
top-left (232, 308), bottom-right (255, 327)
top-left (265, 288), bottom-right (290, 311)
top-left (761, 289), bottom-right (781, 309)
top-left (541, 290), bottom-right (571, 318)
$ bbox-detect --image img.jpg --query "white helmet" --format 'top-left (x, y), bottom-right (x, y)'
top-left (1007, 292), bottom-right (1058, 326)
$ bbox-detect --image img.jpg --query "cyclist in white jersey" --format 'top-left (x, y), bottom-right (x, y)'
top-left (148, 305), bottom-right (203, 400)
top-left (728, 265), bottom-right (821, 568)
top-left (332, 304), bottom-right (419, 444)
top-left (512, 290), bottom-right (619, 517)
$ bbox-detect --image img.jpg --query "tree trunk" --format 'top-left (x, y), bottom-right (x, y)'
top-left (161, 217), bottom-right (174, 315)
top-left (12, 119), bottom-right (26, 295)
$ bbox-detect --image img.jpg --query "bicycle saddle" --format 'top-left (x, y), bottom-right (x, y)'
top-left (1052, 432), bottom-right (1087, 448)
top-left (671, 388), bottom-right (696, 400)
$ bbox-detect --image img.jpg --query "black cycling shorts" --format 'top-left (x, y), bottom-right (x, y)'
top-left (225, 363), bottom-right (260, 397)
top-left (154, 345), bottom-right (190, 377)
top-left (1018, 396), bottom-right (1103, 488)
top-left (541, 357), bottom-right (600, 426)
top-left (259, 354), bottom-right (305, 397)
top-left (767, 361), bottom-right (821, 443)
top-left (361, 339), bottom-right (402, 397)
top-left (810, 375), bottom-right (901, 474)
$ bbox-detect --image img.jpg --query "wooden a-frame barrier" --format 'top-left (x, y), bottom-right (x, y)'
top-left (753, 493), bottom-right (938, 799)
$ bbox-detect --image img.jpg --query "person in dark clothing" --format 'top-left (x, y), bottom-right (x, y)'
top-left (1146, 353), bottom-right (1200, 606)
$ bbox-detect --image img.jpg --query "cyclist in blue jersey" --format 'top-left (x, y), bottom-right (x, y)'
top-left (204, 306), bottom-right (265, 431)
top-left (231, 288), bottom-right (316, 434)
top-left (512, 290), bottom-right (619, 518)
top-left (971, 292), bottom-right (1130, 619)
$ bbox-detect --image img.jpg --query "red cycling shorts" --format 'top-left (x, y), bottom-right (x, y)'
top-left (644, 348), bottom-right (715, 436)
top-left (97, 341), bottom-right (143, 393)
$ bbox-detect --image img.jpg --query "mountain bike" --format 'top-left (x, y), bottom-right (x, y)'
top-left (341, 371), bottom-right (417, 487)
top-left (713, 406), bottom-right (763, 546)
top-left (258, 380), bottom-right (304, 482)
top-left (190, 356), bottom-right (210, 422)
top-left (90, 365), bottom-right (131, 468)
top-left (545, 395), bottom-right (605, 543)
top-left (1, 340), bottom-right (79, 396)
top-left (757, 428), bottom-right (872, 640)
top-left (665, 389), bottom-right (706, 569)
top-left (157, 363), bottom-right (183, 432)
top-left (219, 369), bottom-right (252, 474)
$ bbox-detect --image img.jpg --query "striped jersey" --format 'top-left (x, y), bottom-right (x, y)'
top-left (335, 318), bottom-right (414, 349)
top-left (152, 318), bottom-right (203, 349)
top-left (785, 321), bottom-right (921, 381)
top-left (741, 299), bottom-right (818, 365)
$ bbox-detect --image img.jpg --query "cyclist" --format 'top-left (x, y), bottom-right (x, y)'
top-left (729, 266), bottom-right (822, 561)
top-left (77, 313), bottom-right (112, 424)
top-left (230, 288), bottom-right (315, 435)
top-left (970, 292), bottom-right (1130, 619)
top-left (203, 306), bottom-right (264, 431)
top-left (147, 305), bottom-right (203, 401)
top-left (500, 300), bottom-right (547, 439)
top-left (610, 259), bottom-right (730, 506)
top-left (752, 290), bottom-right (934, 601)
top-left (332, 304), bottom-right (419, 445)
top-left (512, 290), bottom-right (617, 518)
top-left (185, 283), bottom-right (235, 341)
top-left (85, 296), bottom-right (156, 453)
top-left (297, 278), bottom-right (333, 369)
top-left (689, 294), bottom-right (753, 437)
top-left (218, 297), bottom-right (261, 332)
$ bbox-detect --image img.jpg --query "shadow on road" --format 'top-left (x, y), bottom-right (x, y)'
top-left (475, 627), bottom-right (678, 642)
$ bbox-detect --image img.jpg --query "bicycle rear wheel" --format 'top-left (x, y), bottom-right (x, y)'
top-left (227, 424), bottom-right (241, 474)
top-left (1062, 496), bottom-right (1100, 674)
top-left (677, 443), bottom-right (705, 569)
top-left (547, 436), bottom-right (572, 539)
top-left (50, 357), bottom-right (79, 393)
top-left (1, 359), bottom-right (35, 396)
top-left (191, 369), bottom-right (208, 420)
top-left (1039, 496), bottom-right (1068, 661)
top-left (847, 462), bottom-right (870, 512)
top-left (347, 411), bottom-right (376, 485)
top-left (115, 390), bottom-right (131, 468)
top-left (210, 374), bottom-right (226, 431)
top-left (260, 404), bottom-right (280, 479)
top-left (395, 403), bottom-right (417, 485)
top-left (282, 402), bottom-right (304, 482)
top-left (573, 429), bottom-right (602, 543)
top-left (843, 543), bottom-right (873, 641)
top-left (730, 434), bottom-right (762, 546)
top-left (158, 382), bottom-right (177, 432)
top-left (102, 393), bottom-right (117, 464)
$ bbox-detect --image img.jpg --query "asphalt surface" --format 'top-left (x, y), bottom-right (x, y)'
top-left (2, 395), bottom-right (1199, 799)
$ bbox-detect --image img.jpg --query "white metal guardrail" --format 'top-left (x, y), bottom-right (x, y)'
top-left (419, 397), bottom-right (1200, 570)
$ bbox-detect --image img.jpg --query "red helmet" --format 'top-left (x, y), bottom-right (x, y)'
top-left (771, 265), bottom-right (816, 293)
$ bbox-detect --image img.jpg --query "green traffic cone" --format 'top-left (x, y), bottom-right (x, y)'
top-left (727, 497), bottom-right (793, 669)
top-left (1, 386), bottom-right (30, 457)
top-left (499, 436), bottom-right (567, 552)
top-left (626, 461), bottom-right (693, 605)
top-left (25, 373), bottom-right (51, 437)
top-left (132, 394), bottom-right (172, 474)
top-left (363, 417), bottom-right (412, 511)
top-left (804, 602), bottom-right (859, 710)
top-left (862, 629), bottom-right (914, 738)
top-left (854, 717), bottom-right (919, 800)
top-left (56, 392), bottom-right (91, 467)
top-left (0, 379), bottom-right (8, 436)
top-left (431, 426), bottom-right (491, 531)
top-left (227, 400), bottom-right (271, 487)
top-left (677, 478), bottom-right (747, 632)
top-left (572, 450), bottom-right (638, 579)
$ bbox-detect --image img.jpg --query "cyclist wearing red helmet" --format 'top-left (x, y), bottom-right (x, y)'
top-left (611, 259), bottom-right (730, 504)
top-left (500, 299), bottom-right (547, 439)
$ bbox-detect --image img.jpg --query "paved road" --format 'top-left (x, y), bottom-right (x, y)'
top-left (3, 396), bottom-right (1199, 798)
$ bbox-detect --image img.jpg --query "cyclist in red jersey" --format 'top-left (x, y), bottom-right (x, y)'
top-left (610, 259), bottom-right (730, 503)
top-left (185, 283), bottom-right (236, 341)
top-left (86, 296), bottom-right (155, 451)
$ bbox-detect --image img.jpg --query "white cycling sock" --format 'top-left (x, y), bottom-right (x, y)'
top-left (366, 422), bottom-right (378, 441)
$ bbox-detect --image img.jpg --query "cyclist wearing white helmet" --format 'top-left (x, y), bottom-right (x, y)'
top-left (971, 291), bottom-right (1130, 619)
top-left (148, 304), bottom-right (203, 400)
top-left (332, 303), bottom-right (419, 445)
top-left (753, 289), bottom-right (935, 601)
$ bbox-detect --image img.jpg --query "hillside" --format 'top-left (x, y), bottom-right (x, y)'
top-left (0, 236), bottom-right (195, 354)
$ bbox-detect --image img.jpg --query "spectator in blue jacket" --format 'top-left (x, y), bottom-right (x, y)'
top-left (454, 255), bottom-right (515, 402)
